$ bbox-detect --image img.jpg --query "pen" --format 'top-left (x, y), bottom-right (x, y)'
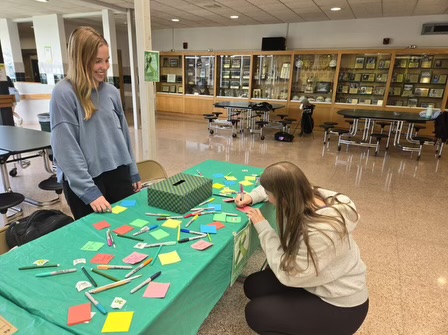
top-left (91, 268), bottom-right (120, 282)
top-left (150, 245), bottom-right (163, 266)
top-left (143, 241), bottom-right (177, 248)
top-left (181, 228), bottom-right (205, 236)
top-left (130, 271), bottom-right (162, 294)
top-left (125, 258), bottom-right (153, 278)
top-left (239, 184), bottom-right (245, 199)
top-left (156, 217), bottom-right (183, 221)
top-left (196, 169), bottom-right (203, 176)
top-left (85, 291), bottom-right (107, 315)
top-left (19, 264), bottom-right (60, 270)
top-left (185, 214), bottom-right (199, 228)
top-left (198, 197), bottom-right (215, 207)
top-left (89, 275), bottom-right (141, 294)
top-left (97, 265), bottom-right (133, 270)
top-left (35, 268), bottom-right (77, 277)
top-left (81, 266), bottom-right (97, 287)
top-left (145, 213), bottom-right (170, 217)
top-left (178, 235), bottom-right (207, 243)
top-left (115, 234), bottom-right (145, 242)
top-left (133, 226), bottom-right (149, 235)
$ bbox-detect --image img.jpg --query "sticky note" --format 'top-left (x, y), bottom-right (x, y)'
top-left (208, 204), bottom-right (222, 211)
top-left (239, 180), bottom-right (253, 186)
top-left (91, 254), bottom-right (114, 264)
top-left (213, 213), bottom-right (227, 222)
top-left (101, 311), bottom-right (134, 333)
top-left (224, 176), bottom-right (237, 181)
top-left (213, 183), bottom-right (225, 189)
top-left (213, 173), bottom-right (224, 178)
top-left (150, 229), bottom-right (170, 240)
top-left (120, 199), bottom-right (136, 207)
top-left (68, 303), bottom-right (91, 326)
top-left (113, 226), bottom-right (134, 235)
top-left (245, 176), bottom-right (257, 181)
top-left (159, 251), bottom-right (181, 265)
top-left (200, 225), bottom-right (217, 234)
top-left (227, 216), bottom-right (242, 223)
top-left (162, 219), bottom-right (181, 229)
top-left (224, 181), bottom-right (236, 186)
top-left (123, 252), bottom-right (148, 265)
top-left (112, 206), bottom-right (127, 214)
top-left (236, 206), bottom-right (252, 213)
top-left (81, 241), bottom-right (104, 251)
top-left (129, 219), bottom-right (148, 228)
top-left (192, 240), bottom-right (213, 251)
top-left (94, 221), bottom-right (111, 230)
top-left (209, 222), bottom-right (226, 230)
top-left (144, 282), bottom-right (171, 298)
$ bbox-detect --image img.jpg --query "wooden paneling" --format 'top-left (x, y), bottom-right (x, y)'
top-left (184, 96), bottom-right (215, 115)
top-left (156, 94), bottom-right (184, 113)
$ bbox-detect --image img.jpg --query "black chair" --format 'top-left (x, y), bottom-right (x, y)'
top-left (0, 192), bottom-right (25, 226)
top-left (318, 123), bottom-right (337, 144)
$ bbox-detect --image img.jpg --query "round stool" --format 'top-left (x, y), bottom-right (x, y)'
top-left (413, 124), bottom-right (426, 135)
top-left (323, 121), bottom-right (338, 126)
top-left (318, 124), bottom-right (336, 144)
top-left (0, 192), bottom-right (25, 226)
top-left (38, 175), bottom-right (63, 195)
top-left (370, 133), bottom-right (389, 156)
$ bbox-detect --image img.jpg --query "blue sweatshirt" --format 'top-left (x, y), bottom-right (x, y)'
top-left (49, 79), bottom-right (140, 205)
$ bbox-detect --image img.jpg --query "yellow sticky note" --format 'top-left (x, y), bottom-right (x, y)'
top-left (240, 180), bottom-right (253, 186)
top-left (245, 176), bottom-right (257, 181)
top-left (225, 176), bottom-right (237, 181)
top-left (112, 206), bottom-right (127, 214)
top-left (213, 183), bottom-right (225, 190)
top-left (162, 219), bottom-right (181, 229)
top-left (159, 251), bottom-right (181, 265)
top-left (101, 311), bottom-right (134, 333)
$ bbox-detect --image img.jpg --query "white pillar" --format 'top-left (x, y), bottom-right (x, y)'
top-left (127, 9), bottom-right (140, 130)
top-left (134, 0), bottom-right (157, 160)
top-left (0, 19), bottom-right (25, 81)
top-left (102, 9), bottom-right (119, 87)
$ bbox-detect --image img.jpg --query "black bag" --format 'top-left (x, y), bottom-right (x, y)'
top-left (6, 210), bottom-right (73, 248)
top-left (301, 105), bottom-right (315, 134)
top-left (275, 131), bottom-right (294, 142)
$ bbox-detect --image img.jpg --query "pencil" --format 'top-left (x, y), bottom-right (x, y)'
top-left (88, 275), bottom-right (141, 294)
top-left (18, 264), bottom-right (60, 270)
top-left (81, 266), bottom-right (97, 287)
top-left (115, 234), bottom-right (144, 242)
top-left (91, 268), bottom-right (120, 282)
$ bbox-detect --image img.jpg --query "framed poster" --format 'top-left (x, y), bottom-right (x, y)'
top-left (354, 57), bottom-right (365, 69)
top-left (420, 71), bottom-right (432, 83)
top-left (408, 98), bottom-right (418, 107)
top-left (177, 86), bottom-right (184, 94)
top-left (169, 85), bottom-right (177, 93)
top-left (377, 59), bottom-right (390, 69)
top-left (144, 50), bottom-right (160, 82)
top-left (161, 85), bottom-right (170, 92)
top-left (414, 87), bottom-right (429, 97)
top-left (365, 57), bottom-right (376, 69)
top-left (316, 82), bottom-right (331, 93)
top-left (169, 58), bottom-right (179, 67)
top-left (429, 88), bottom-right (444, 98)
top-left (421, 56), bottom-right (433, 68)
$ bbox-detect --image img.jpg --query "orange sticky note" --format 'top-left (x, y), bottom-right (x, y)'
top-left (94, 221), bottom-right (111, 230)
top-left (68, 303), bottom-right (91, 326)
top-left (91, 254), bottom-right (115, 264)
top-left (209, 222), bottom-right (225, 230)
top-left (113, 226), bottom-right (134, 235)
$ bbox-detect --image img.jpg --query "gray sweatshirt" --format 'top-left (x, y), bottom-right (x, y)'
top-left (50, 79), bottom-right (140, 205)
top-left (249, 185), bottom-right (368, 308)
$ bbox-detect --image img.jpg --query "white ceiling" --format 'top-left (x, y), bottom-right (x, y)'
top-left (1, 0), bottom-right (447, 32)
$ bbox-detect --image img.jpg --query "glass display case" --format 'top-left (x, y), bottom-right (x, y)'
top-left (336, 53), bottom-right (392, 106)
top-left (291, 53), bottom-right (338, 103)
top-left (157, 55), bottom-right (183, 94)
top-left (184, 55), bottom-right (215, 96)
top-left (386, 53), bottom-right (448, 108)
top-left (217, 55), bottom-right (251, 98)
top-left (252, 54), bottom-right (292, 100)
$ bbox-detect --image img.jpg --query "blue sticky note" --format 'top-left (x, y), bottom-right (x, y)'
top-left (121, 200), bottom-right (137, 207)
top-left (213, 173), bottom-right (225, 178)
top-left (224, 181), bottom-right (236, 186)
top-left (200, 225), bottom-right (217, 234)
top-left (208, 204), bottom-right (222, 211)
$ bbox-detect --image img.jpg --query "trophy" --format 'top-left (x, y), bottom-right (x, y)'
top-left (304, 76), bottom-right (315, 93)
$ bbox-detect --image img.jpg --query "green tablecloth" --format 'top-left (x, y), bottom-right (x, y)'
top-left (0, 160), bottom-right (274, 335)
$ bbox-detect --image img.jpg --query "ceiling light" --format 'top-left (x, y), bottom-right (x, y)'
top-left (171, 19), bottom-right (179, 22)
top-left (230, 15), bottom-right (239, 19)
top-left (331, 7), bottom-right (341, 11)
top-left (35, 0), bottom-right (49, 2)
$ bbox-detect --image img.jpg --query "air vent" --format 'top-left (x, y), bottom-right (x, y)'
top-left (422, 23), bottom-right (448, 35)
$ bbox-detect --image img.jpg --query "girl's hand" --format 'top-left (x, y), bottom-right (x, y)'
top-left (235, 193), bottom-right (253, 207)
top-left (90, 196), bottom-right (112, 213)
top-left (247, 208), bottom-right (265, 225)
top-left (133, 181), bottom-right (142, 192)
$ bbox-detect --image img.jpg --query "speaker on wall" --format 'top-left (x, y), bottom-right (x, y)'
top-left (261, 37), bottom-right (286, 51)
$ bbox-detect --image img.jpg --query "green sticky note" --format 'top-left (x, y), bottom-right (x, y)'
top-left (81, 241), bottom-right (104, 251)
top-left (150, 229), bottom-right (170, 240)
top-left (129, 219), bottom-right (149, 228)
top-left (213, 213), bottom-right (227, 221)
top-left (226, 216), bottom-right (242, 223)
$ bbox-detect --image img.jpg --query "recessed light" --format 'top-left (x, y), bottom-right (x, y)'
top-left (35, 0), bottom-right (49, 2)
top-left (171, 18), bottom-right (179, 22)
top-left (331, 7), bottom-right (341, 11)
top-left (230, 15), bottom-right (239, 19)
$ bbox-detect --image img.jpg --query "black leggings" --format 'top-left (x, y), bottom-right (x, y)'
top-left (244, 269), bottom-right (369, 335)
top-left (63, 165), bottom-right (134, 220)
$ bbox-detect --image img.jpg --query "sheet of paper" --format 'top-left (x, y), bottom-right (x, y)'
top-left (150, 229), bottom-right (170, 240)
top-left (224, 176), bottom-right (237, 181)
top-left (113, 226), bottom-right (134, 235)
top-left (162, 219), bottom-right (181, 229)
top-left (101, 311), bottom-right (134, 333)
top-left (209, 222), bottom-right (226, 230)
top-left (200, 225), bottom-right (217, 234)
top-left (68, 303), bottom-right (92, 326)
top-left (227, 216), bottom-right (242, 223)
top-left (122, 252), bottom-right (148, 265)
top-left (158, 251), bottom-right (181, 265)
top-left (129, 219), bottom-right (148, 228)
top-left (112, 206), bottom-right (127, 214)
top-left (91, 254), bottom-right (114, 264)
top-left (81, 241), bottom-right (104, 251)
top-left (212, 183), bottom-right (225, 189)
top-left (239, 180), bottom-right (253, 186)
top-left (191, 240), bottom-right (214, 251)
top-left (144, 282), bottom-right (170, 298)
top-left (94, 221), bottom-right (111, 230)
top-left (120, 200), bottom-right (136, 207)
top-left (213, 213), bottom-right (227, 222)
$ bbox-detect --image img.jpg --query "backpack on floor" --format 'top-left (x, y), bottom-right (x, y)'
top-left (5, 209), bottom-right (73, 248)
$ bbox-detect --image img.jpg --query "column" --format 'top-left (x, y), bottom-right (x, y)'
top-left (32, 14), bottom-right (67, 85)
top-left (0, 19), bottom-right (25, 81)
top-left (102, 9), bottom-right (120, 88)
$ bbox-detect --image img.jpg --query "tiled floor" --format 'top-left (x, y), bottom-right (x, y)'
top-left (4, 114), bottom-right (447, 335)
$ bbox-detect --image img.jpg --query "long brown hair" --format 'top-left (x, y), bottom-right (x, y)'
top-left (66, 26), bottom-right (108, 120)
top-left (259, 161), bottom-right (358, 275)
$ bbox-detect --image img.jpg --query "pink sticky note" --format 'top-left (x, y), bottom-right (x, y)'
top-left (93, 221), bottom-right (110, 230)
top-left (113, 225), bottom-right (134, 235)
top-left (191, 240), bottom-right (213, 251)
top-left (209, 222), bottom-right (225, 230)
top-left (91, 254), bottom-right (115, 264)
top-left (144, 282), bottom-right (170, 298)
top-left (236, 206), bottom-right (252, 213)
top-left (67, 303), bottom-right (91, 326)
top-left (123, 252), bottom-right (148, 265)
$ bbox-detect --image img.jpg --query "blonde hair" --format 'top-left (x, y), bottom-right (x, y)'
top-left (66, 26), bottom-right (108, 120)
top-left (260, 161), bottom-right (358, 275)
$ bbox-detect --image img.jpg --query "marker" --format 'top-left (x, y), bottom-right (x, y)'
top-left (125, 258), bottom-right (153, 278)
top-left (239, 184), bottom-right (245, 200)
top-left (208, 233), bottom-right (212, 242)
top-left (106, 229), bottom-right (113, 247)
top-left (115, 234), bottom-right (144, 242)
top-left (143, 241), bottom-right (177, 248)
top-left (198, 198), bottom-right (215, 207)
top-left (89, 275), bottom-right (141, 294)
top-left (130, 271), bottom-right (162, 294)
top-left (133, 226), bottom-right (149, 235)
top-left (81, 266), bottom-right (97, 287)
top-left (196, 169), bottom-right (203, 176)
top-left (177, 224), bottom-right (181, 241)
top-left (97, 265), bottom-right (133, 270)
top-left (35, 268), bottom-right (77, 277)
top-left (19, 264), bottom-right (60, 270)
top-left (178, 235), bottom-right (207, 243)
top-left (85, 291), bottom-right (107, 315)
top-left (212, 193), bottom-right (233, 198)
top-left (91, 268), bottom-right (119, 282)
top-left (150, 245), bottom-right (163, 266)
top-left (181, 228), bottom-right (205, 236)
top-left (145, 213), bottom-right (170, 217)
top-left (108, 230), bottom-right (116, 248)
top-left (156, 216), bottom-right (183, 221)
top-left (185, 214), bottom-right (199, 228)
